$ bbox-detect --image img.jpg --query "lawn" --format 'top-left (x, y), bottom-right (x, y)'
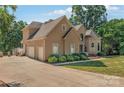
top-left (62, 56), bottom-right (124, 77)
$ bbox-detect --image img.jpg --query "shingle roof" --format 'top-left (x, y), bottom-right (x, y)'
top-left (86, 29), bottom-right (101, 39)
top-left (74, 24), bottom-right (82, 30)
top-left (28, 21), bottom-right (42, 29)
top-left (63, 27), bottom-right (73, 38)
top-left (85, 30), bottom-right (92, 36)
top-left (31, 16), bottom-right (65, 40)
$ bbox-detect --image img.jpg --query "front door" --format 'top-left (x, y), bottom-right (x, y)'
top-left (80, 44), bottom-right (83, 53)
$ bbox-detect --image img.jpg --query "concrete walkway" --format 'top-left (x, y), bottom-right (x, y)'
top-left (0, 56), bottom-right (124, 87)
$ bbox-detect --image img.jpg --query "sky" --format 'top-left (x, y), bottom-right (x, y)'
top-left (14, 5), bottom-right (124, 23)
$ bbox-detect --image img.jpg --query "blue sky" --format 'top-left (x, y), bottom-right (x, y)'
top-left (15, 5), bottom-right (124, 23)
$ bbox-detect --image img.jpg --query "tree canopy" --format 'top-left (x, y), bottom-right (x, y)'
top-left (70, 5), bottom-right (107, 30)
top-left (0, 6), bottom-right (27, 53)
top-left (96, 19), bottom-right (124, 55)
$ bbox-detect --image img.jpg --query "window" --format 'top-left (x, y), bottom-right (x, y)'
top-left (70, 44), bottom-right (75, 54)
top-left (80, 44), bottom-right (83, 52)
top-left (80, 33), bottom-right (84, 41)
top-left (52, 43), bottom-right (59, 54)
top-left (98, 43), bottom-right (100, 51)
top-left (62, 24), bottom-right (66, 32)
top-left (91, 43), bottom-right (94, 47)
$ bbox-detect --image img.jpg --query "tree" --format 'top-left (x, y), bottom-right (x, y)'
top-left (70, 5), bottom-right (107, 30)
top-left (0, 5), bottom-right (17, 52)
top-left (97, 19), bottom-right (124, 55)
top-left (0, 5), bottom-right (17, 34)
top-left (2, 21), bottom-right (27, 52)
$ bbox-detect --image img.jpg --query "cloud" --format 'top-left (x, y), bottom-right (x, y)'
top-left (48, 7), bottom-right (72, 17)
top-left (105, 5), bottom-right (120, 11)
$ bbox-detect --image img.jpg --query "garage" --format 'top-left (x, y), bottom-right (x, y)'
top-left (27, 47), bottom-right (35, 58)
top-left (38, 47), bottom-right (44, 61)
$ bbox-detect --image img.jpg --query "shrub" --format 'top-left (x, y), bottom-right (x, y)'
top-left (72, 53), bottom-right (80, 56)
top-left (80, 54), bottom-right (89, 60)
top-left (48, 56), bottom-right (58, 63)
top-left (66, 55), bottom-right (74, 61)
top-left (73, 55), bottom-right (80, 61)
top-left (80, 52), bottom-right (88, 56)
top-left (59, 56), bottom-right (67, 62)
top-left (97, 51), bottom-right (105, 56)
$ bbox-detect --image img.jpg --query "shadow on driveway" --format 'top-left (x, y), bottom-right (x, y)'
top-left (61, 61), bottom-right (107, 67)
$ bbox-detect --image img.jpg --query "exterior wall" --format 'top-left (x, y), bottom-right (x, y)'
top-left (25, 39), bottom-right (45, 61)
top-left (45, 17), bottom-right (72, 60)
top-left (85, 36), bottom-right (101, 55)
top-left (64, 28), bottom-right (80, 54)
top-left (76, 26), bottom-right (86, 52)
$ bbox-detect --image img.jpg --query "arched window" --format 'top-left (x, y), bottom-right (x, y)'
top-left (80, 33), bottom-right (83, 41)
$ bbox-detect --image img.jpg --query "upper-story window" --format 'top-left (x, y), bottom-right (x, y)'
top-left (80, 33), bottom-right (84, 41)
top-left (62, 24), bottom-right (66, 32)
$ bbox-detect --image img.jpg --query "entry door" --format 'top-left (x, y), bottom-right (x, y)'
top-left (80, 44), bottom-right (83, 53)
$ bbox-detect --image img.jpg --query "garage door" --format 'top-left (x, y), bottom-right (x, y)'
top-left (38, 47), bottom-right (44, 61)
top-left (27, 47), bottom-right (35, 58)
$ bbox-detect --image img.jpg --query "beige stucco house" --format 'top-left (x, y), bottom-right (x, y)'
top-left (21, 16), bottom-right (101, 61)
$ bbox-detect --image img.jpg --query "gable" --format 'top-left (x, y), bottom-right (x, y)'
top-left (47, 15), bottom-right (72, 38)
top-left (31, 16), bottom-right (69, 40)
top-left (86, 30), bottom-right (101, 40)
top-left (64, 27), bottom-right (80, 41)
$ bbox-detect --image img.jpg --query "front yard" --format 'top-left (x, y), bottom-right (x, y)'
top-left (62, 56), bottom-right (124, 77)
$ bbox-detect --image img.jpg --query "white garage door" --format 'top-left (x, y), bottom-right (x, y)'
top-left (38, 47), bottom-right (44, 60)
top-left (27, 47), bottom-right (35, 58)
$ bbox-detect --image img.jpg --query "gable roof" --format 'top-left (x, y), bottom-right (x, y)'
top-left (30, 16), bottom-right (65, 40)
top-left (86, 29), bottom-right (101, 39)
top-left (63, 27), bottom-right (73, 38)
top-left (74, 24), bottom-right (83, 30)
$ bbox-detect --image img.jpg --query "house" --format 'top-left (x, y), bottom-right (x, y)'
top-left (21, 16), bottom-right (101, 61)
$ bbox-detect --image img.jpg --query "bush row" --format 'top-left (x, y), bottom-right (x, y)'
top-left (48, 53), bottom-right (89, 63)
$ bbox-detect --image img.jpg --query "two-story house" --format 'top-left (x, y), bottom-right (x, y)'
top-left (21, 16), bottom-right (101, 61)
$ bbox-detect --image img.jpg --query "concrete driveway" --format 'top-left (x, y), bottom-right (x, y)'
top-left (0, 56), bottom-right (124, 87)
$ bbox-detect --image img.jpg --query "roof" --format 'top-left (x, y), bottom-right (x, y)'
top-left (85, 30), bottom-right (92, 36)
top-left (63, 27), bottom-right (73, 38)
top-left (30, 16), bottom-right (65, 40)
top-left (86, 29), bottom-right (101, 39)
top-left (74, 24), bottom-right (82, 30)
top-left (28, 21), bottom-right (42, 29)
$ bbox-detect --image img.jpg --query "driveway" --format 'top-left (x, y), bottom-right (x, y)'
top-left (0, 56), bottom-right (124, 87)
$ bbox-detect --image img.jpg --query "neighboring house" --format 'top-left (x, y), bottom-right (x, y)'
top-left (21, 15), bottom-right (101, 61)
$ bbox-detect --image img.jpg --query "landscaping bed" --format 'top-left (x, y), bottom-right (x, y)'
top-left (47, 53), bottom-right (89, 63)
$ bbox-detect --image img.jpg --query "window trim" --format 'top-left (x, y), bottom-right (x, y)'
top-left (52, 43), bottom-right (59, 54)
top-left (70, 43), bottom-right (75, 54)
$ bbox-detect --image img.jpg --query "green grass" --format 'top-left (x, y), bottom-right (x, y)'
top-left (62, 56), bottom-right (124, 77)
